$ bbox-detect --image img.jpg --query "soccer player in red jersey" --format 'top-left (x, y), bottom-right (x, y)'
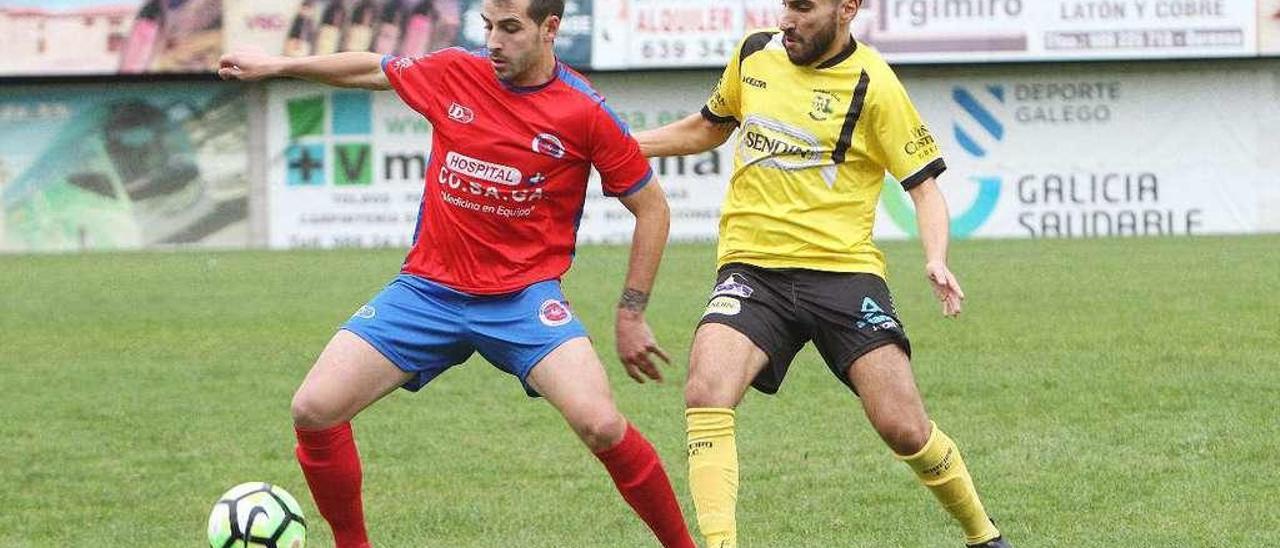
top-left (218, 1), bottom-right (695, 546)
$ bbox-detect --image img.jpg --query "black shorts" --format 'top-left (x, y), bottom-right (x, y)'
top-left (697, 263), bottom-right (911, 395)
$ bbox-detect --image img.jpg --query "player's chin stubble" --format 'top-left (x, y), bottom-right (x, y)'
top-left (786, 22), bottom-right (838, 65)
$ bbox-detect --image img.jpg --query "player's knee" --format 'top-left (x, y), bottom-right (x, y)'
top-left (575, 410), bottom-right (626, 452)
top-left (880, 418), bottom-right (932, 456)
top-left (684, 374), bottom-right (730, 408)
top-left (290, 390), bottom-right (343, 430)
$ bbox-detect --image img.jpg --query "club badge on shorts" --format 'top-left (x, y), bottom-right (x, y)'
top-left (538, 299), bottom-right (573, 327)
top-left (703, 296), bottom-right (741, 316)
top-left (711, 273), bottom-right (755, 299)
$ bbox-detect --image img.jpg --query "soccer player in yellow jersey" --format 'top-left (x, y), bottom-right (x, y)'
top-left (635, 1), bottom-right (1010, 546)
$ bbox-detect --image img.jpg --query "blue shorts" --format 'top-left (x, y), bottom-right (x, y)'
top-left (340, 274), bottom-right (588, 397)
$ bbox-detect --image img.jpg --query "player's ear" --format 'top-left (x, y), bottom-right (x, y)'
top-left (841, 0), bottom-right (860, 24)
top-left (541, 14), bottom-right (560, 43)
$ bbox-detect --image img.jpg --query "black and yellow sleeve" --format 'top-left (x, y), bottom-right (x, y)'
top-left (868, 73), bottom-right (946, 191)
top-left (702, 31), bottom-right (776, 126)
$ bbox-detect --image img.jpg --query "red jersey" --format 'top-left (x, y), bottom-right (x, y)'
top-left (381, 48), bottom-right (653, 295)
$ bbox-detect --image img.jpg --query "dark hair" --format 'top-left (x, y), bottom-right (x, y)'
top-left (526, 0), bottom-right (564, 23)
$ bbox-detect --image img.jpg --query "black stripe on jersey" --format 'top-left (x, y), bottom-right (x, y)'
top-left (701, 105), bottom-right (739, 126)
top-left (815, 36), bottom-right (858, 70)
top-left (832, 70), bottom-right (871, 164)
top-left (739, 31), bottom-right (777, 71)
top-left (899, 158), bottom-right (948, 191)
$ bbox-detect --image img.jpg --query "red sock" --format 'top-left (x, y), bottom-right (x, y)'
top-left (295, 422), bottom-right (371, 548)
top-left (594, 423), bottom-right (696, 548)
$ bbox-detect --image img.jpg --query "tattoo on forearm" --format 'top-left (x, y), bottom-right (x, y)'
top-left (618, 288), bottom-right (649, 312)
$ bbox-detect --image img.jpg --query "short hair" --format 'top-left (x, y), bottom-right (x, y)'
top-left (527, 0), bottom-right (564, 23)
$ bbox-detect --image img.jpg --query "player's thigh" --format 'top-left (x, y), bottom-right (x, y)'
top-left (803, 271), bottom-right (912, 392)
top-left (689, 264), bottom-right (805, 407)
top-left (848, 344), bottom-right (931, 454)
top-left (468, 280), bottom-right (590, 397)
top-left (292, 329), bottom-right (414, 429)
top-left (686, 323), bottom-right (770, 408)
top-left (293, 275), bottom-right (474, 428)
top-left (799, 271), bottom-right (929, 450)
top-left (525, 337), bottom-right (626, 451)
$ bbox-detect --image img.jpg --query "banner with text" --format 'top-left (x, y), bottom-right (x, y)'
top-left (264, 62), bottom-right (1277, 248)
top-left (264, 73), bottom-right (726, 249)
top-left (861, 0), bottom-right (1258, 63)
top-left (0, 84), bottom-right (248, 252)
top-left (591, 65), bottom-right (1276, 241)
top-left (266, 81), bottom-right (430, 249)
top-left (589, 0), bottom-right (1261, 68)
top-left (879, 63), bottom-right (1273, 238)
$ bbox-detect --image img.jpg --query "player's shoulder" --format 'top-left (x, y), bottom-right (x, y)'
top-left (554, 63), bottom-right (621, 119)
top-left (551, 64), bottom-right (635, 138)
top-left (440, 46), bottom-right (496, 70)
top-left (736, 28), bottom-right (784, 66)
top-left (853, 42), bottom-right (906, 92)
top-left (386, 46), bottom-right (484, 75)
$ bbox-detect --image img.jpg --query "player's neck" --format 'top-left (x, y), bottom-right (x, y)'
top-left (507, 52), bottom-right (558, 88)
top-left (814, 33), bottom-right (855, 68)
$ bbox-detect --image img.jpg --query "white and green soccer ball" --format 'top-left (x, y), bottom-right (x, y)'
top-left (208, 482), bottom-right (307, 548)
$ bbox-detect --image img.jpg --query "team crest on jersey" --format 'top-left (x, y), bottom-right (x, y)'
top-left (810, 90), bottom-right (838, 121)
top-left (448, 102), bottom-right (475, 124)
top-left (538, 299), bottom-right (573, 327)
top-left (532, 133), bottom-right (566, 159)
top-left (711, 273), bottom-right (754, 299)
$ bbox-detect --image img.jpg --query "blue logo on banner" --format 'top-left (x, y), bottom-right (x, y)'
top-left (881, 85), bottom-right (1005, 238)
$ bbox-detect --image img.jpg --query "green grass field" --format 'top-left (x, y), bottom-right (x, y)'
top-left (2, 236), bottom-right (1278, 547)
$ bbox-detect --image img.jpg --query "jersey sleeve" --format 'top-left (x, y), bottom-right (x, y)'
top-left (381, 49), bottom-right (461, 122)
top-left (701, 36), bottom-right (748, 125)
top-left (589, 100), bottom-right (653, 198)
top-left (867, 71), bottom-right (946, 191)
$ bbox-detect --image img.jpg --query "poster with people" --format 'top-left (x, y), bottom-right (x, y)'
top-left (0, 0), bottom-right (222, 75)
top-left (0, 84), bottom-right (249, 251)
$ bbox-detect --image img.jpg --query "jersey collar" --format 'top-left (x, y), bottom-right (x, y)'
top-left (498, 60), bottom-right (563, 94)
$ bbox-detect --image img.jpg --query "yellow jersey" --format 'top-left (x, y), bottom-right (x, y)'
top-left (703, 30), bottom-right (945, 278)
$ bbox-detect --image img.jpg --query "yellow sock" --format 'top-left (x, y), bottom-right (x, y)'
top-left (898, 422), bottom-right (1000, 545)
top-left (686, 408), bottom-right (739, 548)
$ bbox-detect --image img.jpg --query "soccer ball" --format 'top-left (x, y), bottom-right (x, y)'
top-left (207, 482), bottom-right (307, 548)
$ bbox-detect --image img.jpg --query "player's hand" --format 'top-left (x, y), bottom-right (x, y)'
top-left (615, 309), bottom-right (672, 384)
top-left (218, 50), bottom-right (282, 81)
top-left (925, 260), bottom-right (965, 317)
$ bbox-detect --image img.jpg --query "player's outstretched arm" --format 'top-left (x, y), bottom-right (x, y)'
top-left (614, 182), bottom-right (673, 384)
top-left (909, 177), bottom-right (966, 317)
top-left (218, 50), bottom-right (391, 90)
top-left (634, 112), bottom-right (735, 158)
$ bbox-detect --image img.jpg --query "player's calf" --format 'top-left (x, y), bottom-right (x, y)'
top-left (594, 422), bottom-right (698, 548)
